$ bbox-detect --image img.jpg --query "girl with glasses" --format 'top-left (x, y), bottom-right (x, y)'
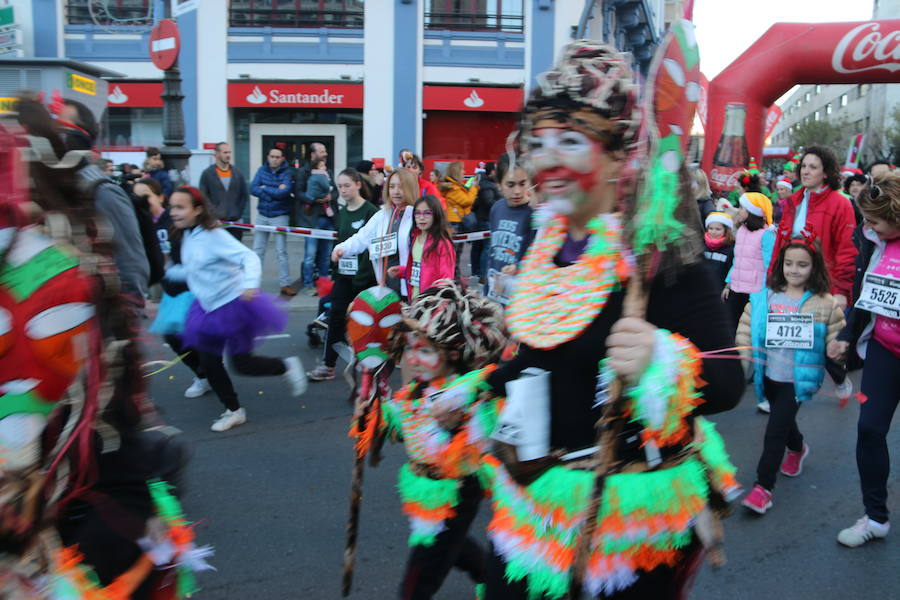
top-left (388, 194), bottom-right (456, 301)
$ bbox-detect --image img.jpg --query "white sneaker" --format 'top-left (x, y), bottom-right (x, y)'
top-left (210, 408), bottom-right (246, 432)
top-left (835, 379), bottom-right (853, 400)
top-left (838, 516), bottom-right (889, 547)
top-left (757, 400), bottom-right (771, 414)
top-left (284, 356), bottom-right (308, 397)
top-left (184, 378), bottom-right (212, 398)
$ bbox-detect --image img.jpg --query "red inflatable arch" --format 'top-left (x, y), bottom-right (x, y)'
top-left (701, 19), bottom-right (900, 193)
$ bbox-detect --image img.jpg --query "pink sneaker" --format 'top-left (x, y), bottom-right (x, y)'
top-left (741, 484), bottom-right (773, 515)
top-left (781, 443), bottom-right (809, 477)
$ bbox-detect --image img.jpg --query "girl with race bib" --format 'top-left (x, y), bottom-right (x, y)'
top-left (332, 168), bottom-right (416, 299)
top-left (832, 173), bottom-right (900, 547)
top-left (387, 194), bottom-right (455, 301)
top-left (736, 236), bottom-right (845, 514)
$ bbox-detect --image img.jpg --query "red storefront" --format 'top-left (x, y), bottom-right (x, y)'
top-left (422, 85), bottom-right (523, 173)
top-left (104, 82), bottom-right (164, 150)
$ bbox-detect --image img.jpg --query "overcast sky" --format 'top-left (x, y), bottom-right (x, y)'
top-left (693, 0), bottom-right (875, 81)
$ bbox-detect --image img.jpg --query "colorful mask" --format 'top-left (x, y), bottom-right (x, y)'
top-left (346, 286), bottom-right (403, 369)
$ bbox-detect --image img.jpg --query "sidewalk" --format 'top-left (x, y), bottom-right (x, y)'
top-left (248, 232), bottom-right (320, 311)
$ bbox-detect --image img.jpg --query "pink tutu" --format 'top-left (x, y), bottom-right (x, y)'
top-left (182, 292), bottom-right (288, 355)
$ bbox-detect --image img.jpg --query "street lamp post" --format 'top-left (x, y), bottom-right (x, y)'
top-left (157, 4), bottom-right (190, 180)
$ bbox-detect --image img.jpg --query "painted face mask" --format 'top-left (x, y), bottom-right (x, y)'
top-left (0, 229), bottom-right (95, 472)
top-left (529, 127), bottom-right (602, 216)
top-left (346, 286), bottom-right (403, 369)
top-left (403, 332), bottom-right (448, 382)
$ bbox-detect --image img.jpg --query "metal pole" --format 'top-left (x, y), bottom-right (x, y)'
top-left (159, 1), bottom-right (191, 179)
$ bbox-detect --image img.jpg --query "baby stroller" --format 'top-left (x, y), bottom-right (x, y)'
top-left (306, 276), bottom-right (334, 348)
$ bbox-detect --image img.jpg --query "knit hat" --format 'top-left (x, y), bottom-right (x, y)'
top-left (775, 177), bottom-right (793, 190)
top-left (739, 192), bottom-right (773, 225)
top-left (705, 211), bottom-right (733, 230)
top-left (355, 159), bottom-right (374, 174)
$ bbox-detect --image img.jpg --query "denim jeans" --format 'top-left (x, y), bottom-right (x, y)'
top-left (252, 214), bottom-right (291, 287)
top-left (303, 215), bottom-right (334, 286)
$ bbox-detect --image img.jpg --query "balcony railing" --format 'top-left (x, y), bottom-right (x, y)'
top-left (65, 0), bottom-right (152, 26)
top-left (229, 1), bottom-right (364, 29)
top-left (425, 11), bottom-right (523, 33)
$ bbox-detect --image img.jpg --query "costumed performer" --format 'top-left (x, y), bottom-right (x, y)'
top-left (479, 40), bottom-right (745, 599)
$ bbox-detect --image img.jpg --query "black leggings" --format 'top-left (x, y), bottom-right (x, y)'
top-left (484, 537), bottom-right (703, 599)
top-left (400, 474), bottom-right (485, 600)
top-left (857, 338), bottom-right (900, 524)
top-left (164, 334), bottom-right (204, 379)
top-left (756, 377), bottom-right (804, 490)
top-left (323, 277), bottom-right (371, 368)
top-left (199, 352), bottom-right (286, 412)
top-left (726, 291), bottom-right (749, 331)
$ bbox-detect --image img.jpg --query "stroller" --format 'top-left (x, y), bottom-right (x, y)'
top-left (306, 276), bottom-right (334, 348)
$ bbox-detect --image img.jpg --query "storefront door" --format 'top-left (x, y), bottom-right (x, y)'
top-left (248, 123), bottom-right (347, 221)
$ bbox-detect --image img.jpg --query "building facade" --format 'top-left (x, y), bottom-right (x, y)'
top-left (6, 0), bottom-right (671, 183)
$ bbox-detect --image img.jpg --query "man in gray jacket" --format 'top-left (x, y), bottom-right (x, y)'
top-left (58, 100), bottom-right (150, 307)
top-left (198, 142), bottom-right (250, 241)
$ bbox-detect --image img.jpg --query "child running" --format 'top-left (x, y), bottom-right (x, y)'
top-left (387, 194), bottom-right (455, 301)
top-left (703, 211), bottom-right (735, 286)
top-left (833, 173), bottom-right (900, 547)
top-left (382, 282), bottom-right (508, 599)
top-left (169, 186), bottom-right (307, 432)
top-left (485, 157), bottom-right (533, 304)
top-left (737, 236), bottom-right (845, 514)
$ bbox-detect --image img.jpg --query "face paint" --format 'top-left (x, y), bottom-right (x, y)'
top-left (404, 332), bottom-right (449, 381)
top-left (529, 127), bottom-right (601, 215)
top-left (346, 286), bottom-right (403, 369)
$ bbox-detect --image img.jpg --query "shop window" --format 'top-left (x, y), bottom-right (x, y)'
top-left (104, 107), bottom-right (163, 148)
top-left (65, 0), bottom-right (151, 25)
top-left (425, 0), bottom-right (524, 33)
top-left (229, 0), bottom-right (364, 28)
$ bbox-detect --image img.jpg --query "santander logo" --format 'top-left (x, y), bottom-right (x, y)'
top-left (246, 86), bottom-right (268, 104)
top-left (832, 22), bottom-right (900, 74)
top-left (463, 90), bottom-right (485, 108)
top-left (108, 85), bottom-right (128, 104)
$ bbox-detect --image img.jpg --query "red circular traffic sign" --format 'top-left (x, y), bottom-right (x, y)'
top-left (149, 19), bottom-right (180, 70)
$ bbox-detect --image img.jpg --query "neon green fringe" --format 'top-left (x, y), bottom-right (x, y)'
top-left (632, 133), bottom-right (685, 255)
top-left (397, 463), bottom-right (460, 510)
top-left (147, 479), bottom-right (199, 598)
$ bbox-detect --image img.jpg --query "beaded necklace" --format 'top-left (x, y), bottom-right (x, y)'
top-left (506, 213), bottom-right (628, 349)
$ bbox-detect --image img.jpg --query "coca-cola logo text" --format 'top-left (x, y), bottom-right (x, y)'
top-left (709, 167), bottom-right (742, 191)
top-left (832, 22), bottom-right (900, 74)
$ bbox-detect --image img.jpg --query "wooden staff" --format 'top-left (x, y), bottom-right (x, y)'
top-left (568, 278), bottom-right (648, 599)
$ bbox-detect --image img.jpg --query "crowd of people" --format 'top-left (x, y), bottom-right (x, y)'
top-left (4, 29), bottom-right (900, 600)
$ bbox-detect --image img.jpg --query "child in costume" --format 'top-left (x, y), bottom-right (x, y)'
top-left (723, 192), bottom-right (776, 332)
top-left (387, 194), bottom-right (456, 301)
top-left (170, 186), bottom-right (307, 432)
top-left (479, 39), bottom-right (745, 600)
top-left (703, 211), bottom-right (734, 286)
top-left (382, 282), bottom-right (508, 599)
top-left (832, 174), bottom-right (900, 547)
top-left (736, 236), bottom-right (844, 514)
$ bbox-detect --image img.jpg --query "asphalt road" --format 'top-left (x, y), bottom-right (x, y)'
top-left (143, 238), bottom-right (900, 599)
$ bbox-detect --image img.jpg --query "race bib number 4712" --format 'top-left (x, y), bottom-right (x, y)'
top-left (765, 313), bottom-right (814, 349)
top-left (856, 273), bottom-right (900, 319)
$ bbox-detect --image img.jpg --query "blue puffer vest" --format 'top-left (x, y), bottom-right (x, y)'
top-left (749, 288), bottom-right (827, 402)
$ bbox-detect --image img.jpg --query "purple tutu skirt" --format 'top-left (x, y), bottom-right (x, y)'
top-left (182, 292), bottom-right (288, 355)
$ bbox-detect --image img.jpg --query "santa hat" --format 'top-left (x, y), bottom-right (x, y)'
top-left (841, 165), bottom-right (858, 177)
top-left (775, 177), bottom-right (793, 190)
top-left (739, 192), bottom-right (773, 225)
top-left (705, 212), bottom-right (733, 230)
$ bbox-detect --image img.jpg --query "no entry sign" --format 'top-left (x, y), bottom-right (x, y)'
top-left (149, 19), bottom-right (180, 70)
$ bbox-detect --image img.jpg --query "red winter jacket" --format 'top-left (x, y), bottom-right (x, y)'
top-left (771, 186), bottom-right (858, 299)
top-left (418, 178), bottom-right (447, 210)
top-left (402, 229), bottom-right (456, 296)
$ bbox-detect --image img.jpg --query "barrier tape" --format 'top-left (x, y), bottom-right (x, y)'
top-left (221, 221), bottom-right (491, 244)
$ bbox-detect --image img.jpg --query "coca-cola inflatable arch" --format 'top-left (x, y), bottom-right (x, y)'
top-left (702, 19), bottom-right (900, 193)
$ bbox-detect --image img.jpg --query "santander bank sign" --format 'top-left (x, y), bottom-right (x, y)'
top-left (832, 22), bottom-right (900, 74)
top-left (228, 83), bottom-right (363, 109)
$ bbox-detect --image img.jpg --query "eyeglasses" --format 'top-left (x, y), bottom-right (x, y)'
top-left (414, 210), bottom-right (434, 217)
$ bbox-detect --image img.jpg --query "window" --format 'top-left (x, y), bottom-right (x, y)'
top-left (804, 92), bottom-right (811, 102)
top-left (789, 126), bottom-right (793, 134)
top-left (229, 0), bottom-right (364, 28)
top-left (425, 0), bottom-right (524, 33)
top-left (104, 108), bottom-right (163, 148)
top-left (66, 0), bottom-right (151, 25)
top-left (814, 111), bottom-right (820, 121)
top-left (859, 83), bottom-right (870, 98)
top-left (815, 84), bottom-right (822, 94)
top-left (840, 94), bottom-right (848, 107)
top-left (795, 100), bottom-right (801, 109)
top-left (826, 103), bottom-right (832, 115)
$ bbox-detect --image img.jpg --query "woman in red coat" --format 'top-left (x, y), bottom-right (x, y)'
top-left (772, 145), bottom-right (858, 307)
